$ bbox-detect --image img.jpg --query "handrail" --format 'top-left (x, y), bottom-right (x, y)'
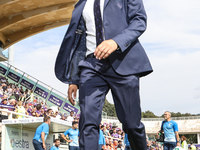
top-left (0, 108), bottom-right (33, 119)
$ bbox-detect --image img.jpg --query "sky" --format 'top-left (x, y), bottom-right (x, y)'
top-left (5, 0), bottom-right (200, 116)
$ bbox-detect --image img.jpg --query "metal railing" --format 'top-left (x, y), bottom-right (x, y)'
top-left (0, 108), bottom-right (33, 120)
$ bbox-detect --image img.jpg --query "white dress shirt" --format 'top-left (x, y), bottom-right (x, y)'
top-left (82, 0), bottom-right (105, 56)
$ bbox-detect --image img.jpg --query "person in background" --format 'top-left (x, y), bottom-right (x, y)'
top-left (157, 111), bottom-right (180, 150)
top-left (50, 139), bottom-right (60, 150)
top-left (111, 128), bottom-right (119, 139)
top-left (67, 111), bottom-right (74, 122)
top-left (102, 125), bottom-right (110, 136)
top-left (35, 104), bottom-right (42, 117)
top-left (45, 109), bottom-right (53, 117)
top-left (16, 101), bottom-right (26, 118)
top-left (117, 129), bottom-right (122, 139)
top-left (61, 121), bottom-right (79, 150)
top-left (33, 116), bottom-right (51, 150)
top-left (124, 134), bottom-right (131, 150)
top-left (117, 144), bottom-right (124, 150)
top-left (190, 142), bottom-right (196, 150)
top-left (99, 128), bottom-right (106, 150)
top-left (104, 137), bottom-right (112, 150)
top-left (113, 140), bottom-right (119, 150)
top-left (181, 136), bottom-right (188, 150)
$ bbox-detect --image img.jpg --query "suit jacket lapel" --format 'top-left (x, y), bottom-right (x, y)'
top-left (104, 0), bottom-right (110, 9)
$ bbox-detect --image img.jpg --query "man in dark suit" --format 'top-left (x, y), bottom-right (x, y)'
top-left (55, 0), bottom-right (153, 149)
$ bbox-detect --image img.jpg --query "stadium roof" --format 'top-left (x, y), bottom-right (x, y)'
top-left (0, 0), bottom-right (77, 49)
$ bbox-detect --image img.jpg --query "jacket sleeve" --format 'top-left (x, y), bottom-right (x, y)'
top-left (112, 0), bottom-right (147, 52)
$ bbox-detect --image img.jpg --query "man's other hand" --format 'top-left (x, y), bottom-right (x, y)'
top-left (94, 39), bottom-right (118, 60)
top-left (68, 84), bottom-right (78, 106)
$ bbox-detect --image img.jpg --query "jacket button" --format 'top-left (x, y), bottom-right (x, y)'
top-left (105, 23), bottom-right (109, 26)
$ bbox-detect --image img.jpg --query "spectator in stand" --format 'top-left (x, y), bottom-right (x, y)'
top-left (50, 139), bottom-right (60, 150)
top-left (109, 139), bottom-right (114, 150)
top-left (45, 109), bottom-right (53, 117)
top-left (1, 99), bottom-right (7, 105)
top-left (24, 89), bottom-right (29, 99)
top-left (33, 116), bottom-right (51, 150)
top-left (104, 137), bottom-right (112, 150)
top-left (118, 140), bottom-right (125, 149)
top-left (61, 121), bottom-right (79, 150)
top-left (117, 129), bottom-right (122, 139)
top-left (19, 94), bottom-right (25, 102)
top-left (31, 106), bottom-right (37, 117)
top-left (117, 144), bottom-right (124, 150)
top-left (30, 90), bottom-right (34, 102)
top-left (189, 142), bottom-right (196, 150)
top-left (157, 111), bottom-right (180, 150)
top-left (102, 125), bottom-right (110, 136)
top-left (181, 136), bottom-right (188, 150)
top-left (35, 104), bottom-right (42, 117)
top-left (111, 128), bottom-right (119, 138)
top-left (110, 125), bottom-right (117, 135)
top-left (0, 86), bottom-right (3, 96)
top-left (113, 140), bottom-right (118, 150)
top-left (55, 111), bottom-right (61, 119)
top-left (67, 111), bottom-right (74, 122)
top-left (7, 85), bottom-right (12, 96)
top-left (61, 114), bottom-right (66, 120)
top-left (16, 101), bottom-right (26, 118)
top-left (24, 102), bottom-right (29, 115)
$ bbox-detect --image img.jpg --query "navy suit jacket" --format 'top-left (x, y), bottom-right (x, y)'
top-left (55, 0), bottom-right (153, 85)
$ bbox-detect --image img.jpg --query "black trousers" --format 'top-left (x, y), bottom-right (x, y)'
top-left (78, 57), bottom-right (147, 150)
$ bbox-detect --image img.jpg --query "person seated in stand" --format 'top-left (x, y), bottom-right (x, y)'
top-left (118, 140), bottom-right (125, 149)
top-left (16, 101), bottom-right (26, 118)
top-left (35, 104), bottom-right (42, 117)
top-left (109, 139), bottom-right (114, 150)
top-left (67, 111), bottom-right (75, 122)
top-left (31, 106), bottom-right (36, 117)
top-left (117, 144), bottom-right (124, 150)
top-left (117, 129), bottom-right (122, 139)
top-left (113, 140), bottom-right (119, 150)
top-left (111, 128), bottom-right (120, 138)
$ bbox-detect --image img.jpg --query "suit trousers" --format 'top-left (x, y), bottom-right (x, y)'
top-left (78, 57), bottom-right (147, 150)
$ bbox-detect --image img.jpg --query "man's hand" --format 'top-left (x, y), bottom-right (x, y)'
top-left (94, 39), bottom-right (118, 60)
top-left (68, 84), bottom-right (78, 106)
top-left (68, 139), bottom-right (73, 143)
top-left (42, 143), bottom-right (46, 150)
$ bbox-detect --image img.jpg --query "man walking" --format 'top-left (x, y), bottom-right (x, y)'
top-left (33, 116), bottom-right (51, 150)
top-left (157, 111), bottom-right (180, 150)
top-left (61, 121), bottom-right (79, 150)
top-left (55, 0), bottom-right (153, 149)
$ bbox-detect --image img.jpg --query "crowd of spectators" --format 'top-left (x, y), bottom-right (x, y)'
top-left (0, 75), bottom-right (78, 122)
top-left (0, 75), bottom-right (180, 150)
top-left (98, 122), bottom-right (164, 150)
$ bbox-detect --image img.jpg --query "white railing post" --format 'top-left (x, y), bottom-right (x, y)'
top-left (8, 112), bottom-right (12, 119)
